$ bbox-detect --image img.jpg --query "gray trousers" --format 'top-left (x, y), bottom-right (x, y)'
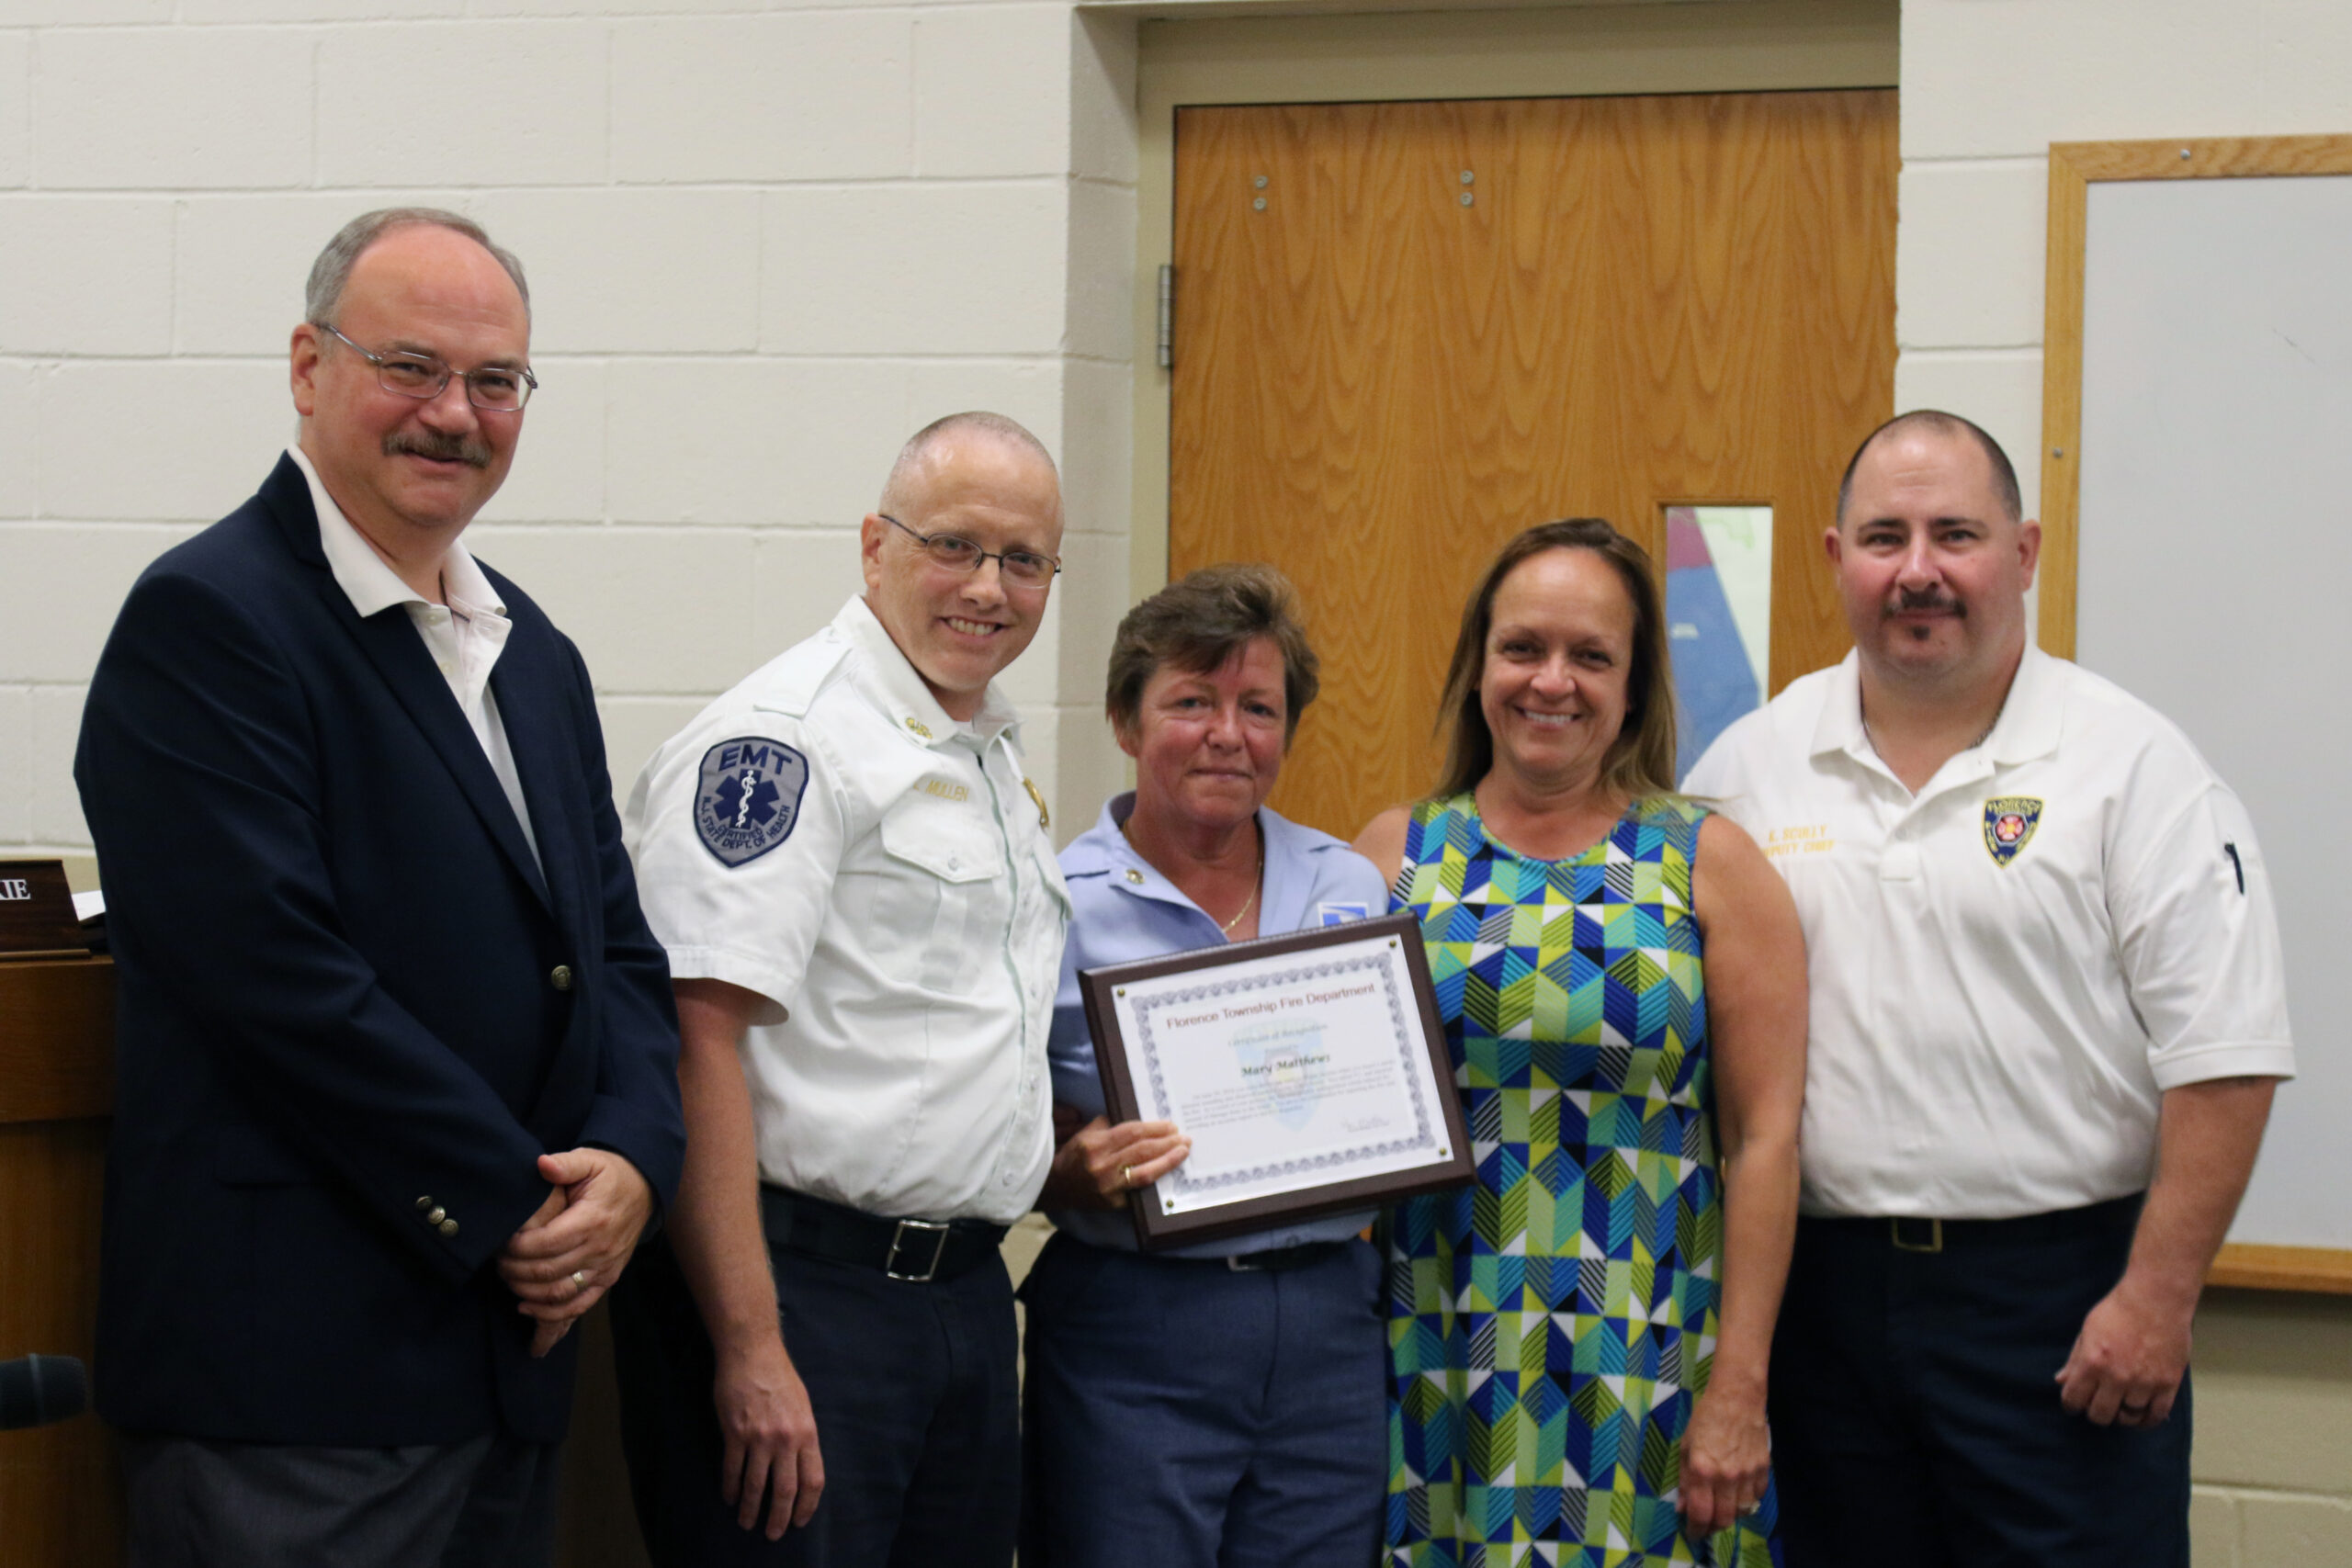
top-left (122, 1429), bottom-right (560, 1568)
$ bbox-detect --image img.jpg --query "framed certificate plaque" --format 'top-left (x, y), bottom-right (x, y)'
top-left (1078, 910), bottom-right (1474, 1250)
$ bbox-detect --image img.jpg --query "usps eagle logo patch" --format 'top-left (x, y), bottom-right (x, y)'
top-left (1982, 795), bottom-right (2043, 867)
top-left (695, 737), bottom-right (810, 868)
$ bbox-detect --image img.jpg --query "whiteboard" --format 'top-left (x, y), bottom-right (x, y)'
top-left (2073, 174), bottom-right (2352, 1250)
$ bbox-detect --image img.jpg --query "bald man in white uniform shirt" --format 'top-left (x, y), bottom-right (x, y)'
top-left (1685, 410), bottom-right (2291, 1567)
top-left (612, 412), bottom-right (1070, 1568)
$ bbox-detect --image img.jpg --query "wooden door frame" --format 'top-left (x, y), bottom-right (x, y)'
top-left (1127, 0), bottom-right (1901, 604)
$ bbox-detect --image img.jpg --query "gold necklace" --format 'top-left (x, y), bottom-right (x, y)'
top-left (1122, 817), bottom-right (1263, 934)
top-left (1217, 843), bottom-right (1265, 935)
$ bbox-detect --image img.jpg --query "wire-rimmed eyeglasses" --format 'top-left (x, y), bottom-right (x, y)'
top-left (880, 513), bottom-right (1061, 589)
top-left (312, 321), bottom-right (537, 412)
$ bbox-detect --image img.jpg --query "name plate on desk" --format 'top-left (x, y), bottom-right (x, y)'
top-left (0, 861), bottom-right (85, 960)
top-left (1080, 910), bottom-right (1474, 1250)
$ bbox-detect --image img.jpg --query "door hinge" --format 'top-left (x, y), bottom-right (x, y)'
top-left (1156, 264), bottom-right (1175, 370)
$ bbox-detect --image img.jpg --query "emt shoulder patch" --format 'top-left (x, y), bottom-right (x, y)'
top-left (1983, 795), bottom-right (2043, 867)
top-left (695, 737), bottom-right (810, 867)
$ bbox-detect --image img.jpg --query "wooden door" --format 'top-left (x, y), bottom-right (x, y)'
top-left (1169, 90), bottom-right (1896, 838)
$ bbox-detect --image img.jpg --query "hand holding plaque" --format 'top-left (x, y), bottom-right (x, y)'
top-left (1078, 909), bottom-right (1473, 1249)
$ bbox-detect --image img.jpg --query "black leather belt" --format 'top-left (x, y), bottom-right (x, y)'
top-left (759, 1187), bottom-right (1008, 1284)
top-left (1218, 1240), bottom-right (1351, 1273)
top-left (1804, 1192), bottom-right (2143, 1255)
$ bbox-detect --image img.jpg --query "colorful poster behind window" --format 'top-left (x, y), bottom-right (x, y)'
top-left (1665, 505), bottom-right (1772, 781)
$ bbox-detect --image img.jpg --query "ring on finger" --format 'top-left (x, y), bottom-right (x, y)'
top-left (571, 1269), bottom-right (589, 1292)
top-left (1120, 1165), bottom-right (1135, 1189)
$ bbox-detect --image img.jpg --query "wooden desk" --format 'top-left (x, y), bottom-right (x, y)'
top-left (0, 956), bottom-right (652, 1566)
top-left (0, 956), bottom-right (119, 1566)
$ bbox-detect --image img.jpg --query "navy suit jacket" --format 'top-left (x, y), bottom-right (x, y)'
top-left (75, 454), bottom-right (685, 1446)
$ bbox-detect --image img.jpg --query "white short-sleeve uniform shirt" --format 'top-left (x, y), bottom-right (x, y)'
top-left (625, 596), bottom-right (1070, 1226)
top-left (1685, 646), bottom-right (2292, 1221)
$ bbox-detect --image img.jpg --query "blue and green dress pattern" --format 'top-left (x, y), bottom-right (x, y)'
top-left (1385, 794), bottom-right (1778, 1567)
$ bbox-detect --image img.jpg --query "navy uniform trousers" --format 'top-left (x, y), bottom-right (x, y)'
top-left (611, 1228), bottom-right (1020, 1568)
top-left (1768, 1195), bottom-right (2190, 1567)
top-left (1017, 1232), bottom-right (1387, 1568)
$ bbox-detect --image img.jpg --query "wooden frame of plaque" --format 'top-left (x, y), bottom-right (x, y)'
top-left (1079, 910), bottom-right (1474, 1250)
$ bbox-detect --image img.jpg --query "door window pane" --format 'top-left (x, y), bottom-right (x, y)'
top-left (1664, 505), bottom-right (1772, 783)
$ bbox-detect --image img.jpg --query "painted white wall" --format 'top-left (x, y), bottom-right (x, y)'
top-left (0, 2), bottom-right (1138, 853)
top-left (1894, 0), bottom-right (2352, 530)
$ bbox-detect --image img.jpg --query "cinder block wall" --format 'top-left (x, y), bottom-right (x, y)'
top-left (1895, 1), bottom-right (2352, 1556)
top-left (0, 2), bottom-right (1138, 855)
top-left (1891, 0), bottom-right (2352, 535)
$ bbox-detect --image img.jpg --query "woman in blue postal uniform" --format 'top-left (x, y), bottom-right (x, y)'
top-left (1021, 563), bottom-right (1391, 1568)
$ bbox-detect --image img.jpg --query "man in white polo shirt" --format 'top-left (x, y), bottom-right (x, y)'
top-left (612, 412), bottom-right (1069, 1568)
top-left (1686, 410), bottom-right (2292, 1564)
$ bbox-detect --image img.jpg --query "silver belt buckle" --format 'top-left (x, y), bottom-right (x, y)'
top-left (886, 1217), bottom-right (952, 1281)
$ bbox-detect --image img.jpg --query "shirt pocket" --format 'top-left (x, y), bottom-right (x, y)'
top-left (1955, 792), bottom-right (2109, 957)
top-left (877, 795), bottom-right (1009, 994)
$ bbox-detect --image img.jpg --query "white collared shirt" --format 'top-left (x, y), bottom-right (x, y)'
top-left (624, 595), bottom-right (1070, 1225)
top-left (1686, 645), bottom-right (2293, 1219)
top-left (289, 446), bottom-right (538, 869)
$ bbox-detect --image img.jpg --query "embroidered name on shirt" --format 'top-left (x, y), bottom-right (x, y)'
top-left (916, 777), bottom-right (969, 803)
top-left (1763, 824), bottom-right (1836, 859)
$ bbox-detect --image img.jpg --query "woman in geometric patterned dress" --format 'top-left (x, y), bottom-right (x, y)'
top-left (1355, 519), bottom-right (1808, 1567)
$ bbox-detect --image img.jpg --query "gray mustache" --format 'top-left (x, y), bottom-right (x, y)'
top-left (383, 431), bottom-right (492, 469)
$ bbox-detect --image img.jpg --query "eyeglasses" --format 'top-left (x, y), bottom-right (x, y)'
top-left (879, 513), bottom-right (1061, 589)
top-left (312, 321), bottom-right (537, 412)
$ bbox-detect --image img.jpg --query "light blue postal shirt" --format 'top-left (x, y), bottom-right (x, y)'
top-left (1046, 792), bottom-right (1391, 1258)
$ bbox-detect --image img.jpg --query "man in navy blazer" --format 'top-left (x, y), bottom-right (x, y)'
top-left (74, 209), bottom-right (684, 1566)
